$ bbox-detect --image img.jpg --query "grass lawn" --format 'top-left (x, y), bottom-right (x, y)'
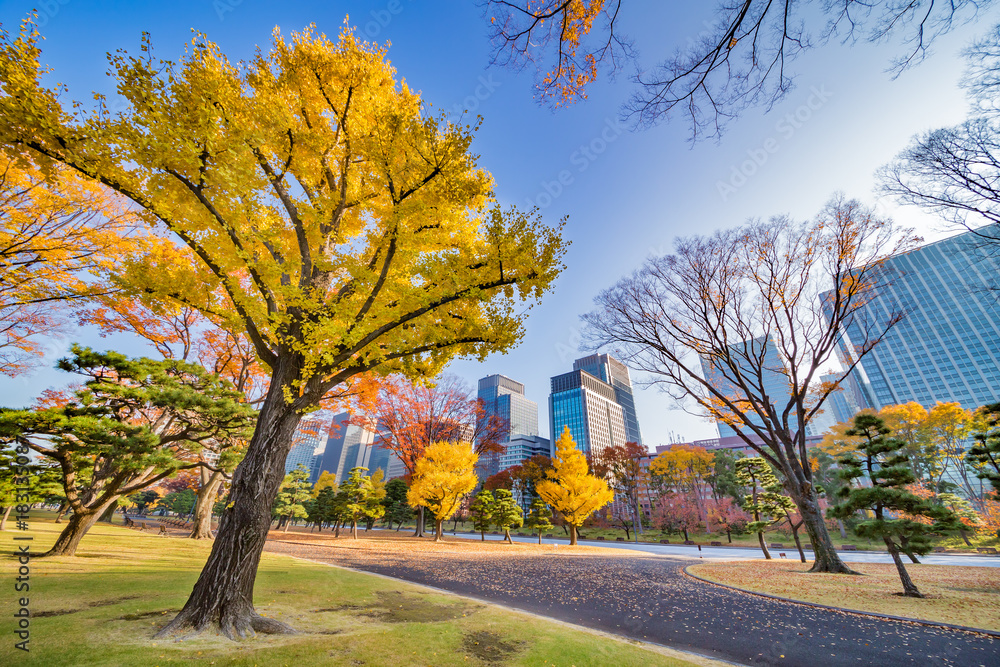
top-left (1, 516), bottom-right (715, 667)
top-left (687, 560), bottom-right (1000, 632)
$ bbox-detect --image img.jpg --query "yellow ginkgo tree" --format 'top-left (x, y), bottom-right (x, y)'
top-left (0, 20), bottom-right (566, 639)
top-left (536, 426), bottom-right (614, 545)
top-left (407, 440), bottom-right (480, 542)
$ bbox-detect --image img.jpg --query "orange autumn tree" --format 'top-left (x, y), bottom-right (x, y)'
top-left (0, 152), bottom-right (145, 375)
top-left (0, 23), bottom-right (566, 639)
top-left (536, 426), bottom-right (613, 545)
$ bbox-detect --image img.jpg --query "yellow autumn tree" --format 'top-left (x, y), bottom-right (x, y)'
top-left (407, 440), bottom-right (479, 542)
top-left (536, 426), bottom-right (614, 545)
top-left (0, 152), bottom-right (145, 375)
top-left (0, 22), bottom-right (566, 639)
top-left (879, 402), bottom-right (932, 480)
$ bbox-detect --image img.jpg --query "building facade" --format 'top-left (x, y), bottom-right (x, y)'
top-left (549, 367), bottom-right (628, 459)
top-left (829, 231), bottom-right (1000, 412)
top-left (284, 414), bottom-right (331, 482)
top-left (477, 374), bottom-right (541, 477)
top-left (573, 353), bottom-right (644, 445)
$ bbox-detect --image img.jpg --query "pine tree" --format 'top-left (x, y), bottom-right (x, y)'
top-left (967, 403), bottom-right (1000, 500)
top-left (491, 488), bottom-right (524, 542)
top-left (274, 466), bottom-right (312, 532)
top-left (340, 467), bottom-right (382, 539)
top-left (524, 497), bottom-right (554, 544)
top-left (829, 414), bottom-right (963, 597)
top-left (535, 426), bottom-right (614, 545)
top-left (735, 458), bottom-right (794, 560)
top-left (470, 490), bottom-right (495, 540)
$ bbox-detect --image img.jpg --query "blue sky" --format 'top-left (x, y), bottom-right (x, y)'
top-left (1, 0), bottom-right (995, 446)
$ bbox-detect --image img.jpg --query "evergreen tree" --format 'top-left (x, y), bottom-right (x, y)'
top-left (829, 414), bottom-right (963, 597)
top-left (735, 458), bottom-right (794, 560)
top-left (491, 488), bottom-right (524, 542)
top-left (470, 490), bottom-right (495, 540)
top-left (274, 466), bottom-right (312, 533)
top-left (382, 478), bottom-right (409, 529)
top-left (967, 403), bottom-right (1000, 500)
top-left (341, 467), bottom-right (383, 539)
top-left (524, 497), bottom-right (554, 544)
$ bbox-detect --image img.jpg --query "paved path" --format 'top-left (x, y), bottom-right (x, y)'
top-left (433, 530), bottom-right (1000, 568)
top-left (266, 538), bottom-right (999, 667)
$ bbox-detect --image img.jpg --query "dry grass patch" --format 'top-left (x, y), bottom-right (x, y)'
top-left (688, 560), bottom-right (1000, 631)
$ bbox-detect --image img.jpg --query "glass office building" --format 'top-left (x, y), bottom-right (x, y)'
top-left (284, 414), bottom-right (331, 482)
top-left (549, 367), bottom-right (628, 459)
top-left (572, 353), bottom-right (644, 446)
top-left (828, 231), bottom-right (1000, 411)
top-left (477, 374), bottom-right (541, 477)
top-left (700, 334), bottom-right (792, 439)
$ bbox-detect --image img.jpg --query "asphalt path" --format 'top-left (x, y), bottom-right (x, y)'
top-left (430, 529), bottom-right (1000, 568)
top-left (266, 538), bottom-right (999, 667)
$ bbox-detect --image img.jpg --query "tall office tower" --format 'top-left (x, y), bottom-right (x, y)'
top-left (822, 372), bottom-right (864, 424)
top-left (477, 374), bottom-right (540, 477)
top-left (549, 368), bottom-right (628, 459)
top-left (700, 334), bottom-right (792, 439)
top-left (828, 231), bottom-right (1000, 411)
top-left (316, 412), bottom-right (377, 484)
top-left (284, 414), bottom-right (331, 481)
top-left (573, 354), bottom-right (644, 445)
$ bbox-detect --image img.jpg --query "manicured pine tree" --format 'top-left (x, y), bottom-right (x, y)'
top-left (966, 403), bottom-right (1000, 500)
top-left (491, 488), bottom-right (524, 542)
top-left (535, 426), bottom-right (614, 546)
top-left (274, 466), bottom-right (312, 532)
top-left (828, 414), bottom-right (963, 597)
top-left (524, 497), bottom-right (554, 544)
top-left (470, 490), bottom-right (496, 541)
top-left (382, 478), bottom-right (409, 529)
top-left (735, 458), bottom-right (794, 560)
top-left (341, 467), bottom-right (383, 539)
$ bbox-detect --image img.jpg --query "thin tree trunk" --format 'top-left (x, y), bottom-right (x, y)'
top-left (282, 517), bottom-right (291, 533)
top-left (99, 500), bottom-right (118, 523)
top-left (537, 531), bottom-right (542, 544)
top-left (503, 528), bottom-right (511, 543)
top-left (569, 524), bottom-right (578, 546)
top-left (837, 518), bottom-right (847, 539)
top-left (190, 469), bottom-right (224, 540)
top-left (757, 531), bottom-right (772, 559)
top-left (351, 520), bottom-right (358, 539)
top-left (413, 506), bottom-right (424, 538)
top-left (54, 502), bottom-right (68, 524)
top-left (154, 376), bottom-right (304, 640)
top-left (958, 529), bottom-right (973, 547)
top-left (435, 519), bottom-right (443, 542)
top-left (885, 536), bottom-right (923, 597)
top-left (0, 505), bottom-right (12, 531)
top-left (786, 512), bottom-right (807, 563)
top-left (898, 535), bottom-right (921, 564)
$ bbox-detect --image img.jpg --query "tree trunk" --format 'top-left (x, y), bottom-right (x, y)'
top-left (898, 535), bottom-right (921, 564)
top-left (351, 520), bottom-right (358, 539)
top-left (99, 500), bottom-right (118, 523)
top-left (154, 377), bottom-right (304, 640)
top-left (569, 524), bottom-right (578, 546)
top-left (413, 506), bottom-right (425, 538)
top-left (43, 501), bottom-right (113, 557)
top-left (0, 505), bottom-right (12, 531)
top-left (683, 528), bottom-right (689, 542)
top-left (787, 481), bottom-right (859, 574)
top-left (757, 531), bottom-right (772, 559)
top-left (885, 536), bottom-right (923, 597)
top-left (837, 519), bottom-right (847, 539)
top-left (786, 513), bottom-right (807, 563)
top-left (958, 528), bottom-right (973, 547)
top-left (282, 517), bottom-right (291, 533)
top-left (434, 519), bottom-right (443, 542)
top-left (190, 469), bottom-right (224, 540)
top-left (54, 502), bottom-right (68, 524)
top-left (503, 528), bottom-right (511, 543)
top-left (537, 531), bottom-right (542, 545)
top-left (726, 528), bottom-right (731, 543)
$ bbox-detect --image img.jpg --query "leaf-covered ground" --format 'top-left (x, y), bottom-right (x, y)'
top-left (265, 530), bottom-right (1000, 666)
top-left (0, 516), bottom-right (706, 667)
top-left (687, 560), bottom-right (1000, 631)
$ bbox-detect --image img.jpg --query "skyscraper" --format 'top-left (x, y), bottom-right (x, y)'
top-left (477, 374), bottom-right (541, 477)
top-left (549, 367), bottom-right (628, 459)
top-left (316, 413), bottom-right (377, 484)
top-left (573, 353), bottom-right (644, 445)
top-left (699, 334), bottom-right (792, 439)
top-left (284, 414), bottom-right (331, 482)
top-left (829, 230), bottom-right (1000, 411)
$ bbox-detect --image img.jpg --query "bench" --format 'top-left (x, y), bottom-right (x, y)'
top-left (933, 547), bottom-right (947, 553)
top-left (616, 537), bottom-right (625, 541)
top-left (595, 536), bottom-right (605, 540)
top-left (660, 539), bottom-right (670, 544)
top-left (710, 541), bottom-right (723, 547)
top-left (683, 540), bottom-right (696, 545)
top-left (840, 544), bottom-right (858, 551)
top-left (770, 543), bottom-right (784, 549)
top-left (977, 547), bottom-right (998, 555)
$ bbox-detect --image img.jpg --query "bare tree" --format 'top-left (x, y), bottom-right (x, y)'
top-left (486, 0), bottom-right (989, 140)
top-left (582, 196), bottom-right (917, 573)
top-left (880, 23), bottom-right (1000, 260)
